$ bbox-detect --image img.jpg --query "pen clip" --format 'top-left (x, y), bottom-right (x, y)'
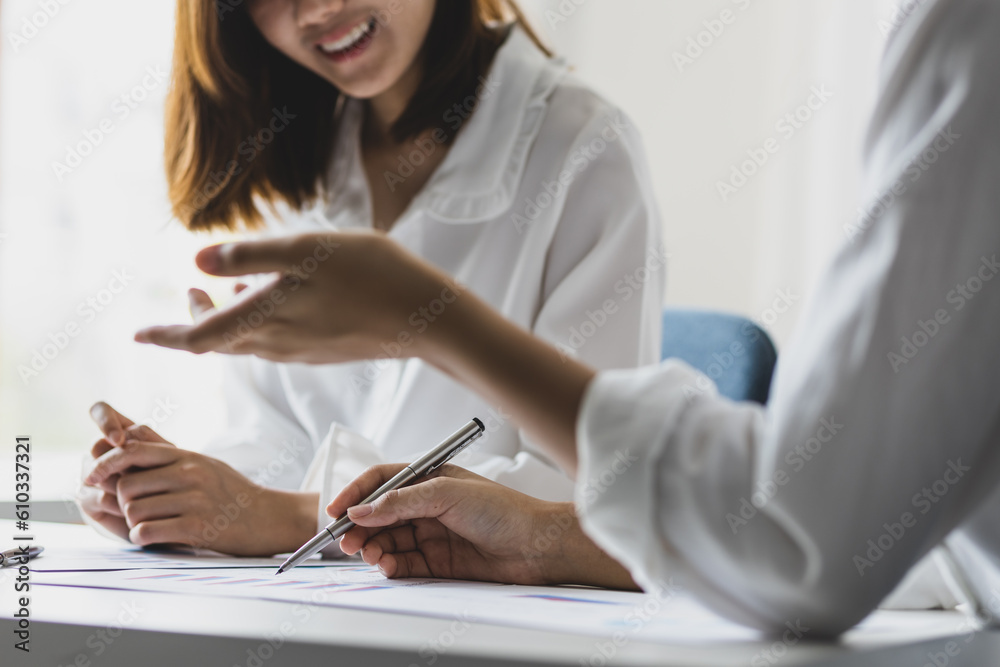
top-left (428, 431), bottom-right (481, 473)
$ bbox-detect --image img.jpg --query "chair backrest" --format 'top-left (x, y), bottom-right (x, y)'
top-left (661, 308), bottom-right (778, 404)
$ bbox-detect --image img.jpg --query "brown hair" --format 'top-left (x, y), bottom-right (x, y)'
top-left (165, 0), bottom-right (550, 231)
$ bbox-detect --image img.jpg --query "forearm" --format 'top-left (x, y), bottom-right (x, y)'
top-left (422, 292), bottom-right (596, 477)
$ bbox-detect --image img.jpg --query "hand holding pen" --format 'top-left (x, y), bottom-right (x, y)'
top-left (277, 419), bottom-right (486, 574)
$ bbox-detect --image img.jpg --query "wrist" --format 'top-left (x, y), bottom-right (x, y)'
top-left (268, 490), bottom-right (320, 554)
top-left (541, 502), bottom-right (639, 591)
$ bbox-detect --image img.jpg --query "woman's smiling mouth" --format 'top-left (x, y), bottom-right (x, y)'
top-left (317, 17), bottom-right (379, 63)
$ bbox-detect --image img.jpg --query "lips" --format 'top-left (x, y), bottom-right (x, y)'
top-left (316, 17), bottom-right (378, 63)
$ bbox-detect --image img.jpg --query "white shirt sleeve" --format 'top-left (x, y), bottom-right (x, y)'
top-left (575, 0), bottom-right (1000, 635)
top-left (464, 102), bottom-right (665, 502)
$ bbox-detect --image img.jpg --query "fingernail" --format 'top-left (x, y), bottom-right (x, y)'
top-left (198, 246), bottom-right (224, 273)
top-left (108, 429), bottom-right (124, 446)
top-left (347, 504), bottom-right (373, 518)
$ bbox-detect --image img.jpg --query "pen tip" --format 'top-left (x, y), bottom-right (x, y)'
top-left (275, 568), bottom-right (283, 576)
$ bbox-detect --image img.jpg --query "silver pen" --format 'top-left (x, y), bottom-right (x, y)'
top-left (0, 545), bottom-right (43, 568)
top-left (276, 418), bottom-right (485, 575)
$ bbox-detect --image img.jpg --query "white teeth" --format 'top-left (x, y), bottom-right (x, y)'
top-left (319, 20), bottom-right (373, 53)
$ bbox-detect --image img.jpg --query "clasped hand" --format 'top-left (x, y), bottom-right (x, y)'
top-left (77, 402), bottom-right (315, 556)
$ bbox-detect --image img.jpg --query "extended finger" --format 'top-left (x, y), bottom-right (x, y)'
top-left (135, 280), bottom-right (281, 354)
top-left (188, 288), bottom-right (217, 321)
top-left (326, 464), bottom-right (411, 521)
top-left (85, 441), bottom-right (180, 486)
top-left (90, 402), bottom-right (136, 446)
top-left (346, 479), bottom-right (457, 528)
top-left (195, 238), bottom-right (302, 277)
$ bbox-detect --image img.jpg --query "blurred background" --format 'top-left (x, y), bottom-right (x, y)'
top-left (0, 0), bottom-right (898, 500)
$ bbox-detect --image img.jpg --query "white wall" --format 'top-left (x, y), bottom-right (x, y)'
top-left (522, 0), bottom-right (900, 345)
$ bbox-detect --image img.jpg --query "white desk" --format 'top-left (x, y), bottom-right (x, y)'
top-left (2, 520), bottom-right (998, 666)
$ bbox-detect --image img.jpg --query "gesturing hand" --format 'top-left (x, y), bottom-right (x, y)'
top-left (331, 464), bottom-right (639, 591)
top-left (135, 232), bottom-right (462, 365)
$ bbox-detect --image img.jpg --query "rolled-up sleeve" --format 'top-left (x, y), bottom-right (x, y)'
top-left (576, 0), bottom-right (1000, 636)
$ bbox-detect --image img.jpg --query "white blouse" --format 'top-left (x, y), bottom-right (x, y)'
top-left (575, 0), bottom-right (1000, 634)
top-left (204, 26), bottom-right (665, 533)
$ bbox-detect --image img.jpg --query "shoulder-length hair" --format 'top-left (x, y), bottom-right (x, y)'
top-left (166, 0), bottom-right (549, 231)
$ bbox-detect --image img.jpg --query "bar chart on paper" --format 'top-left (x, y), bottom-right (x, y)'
top-left (34, 565), bottom-right (761, 644)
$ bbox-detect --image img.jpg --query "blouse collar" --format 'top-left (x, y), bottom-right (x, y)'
top-left (322, 25), bottom-right (567, 225)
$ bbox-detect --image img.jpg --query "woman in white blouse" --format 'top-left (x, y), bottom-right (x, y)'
top-left (124, 0), bottom-right (1000, 637)
top-left (78, 0), bottom-right (663, 556)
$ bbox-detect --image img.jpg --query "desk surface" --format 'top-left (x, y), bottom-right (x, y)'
top-left (2, 520), bottom-right (998, 667)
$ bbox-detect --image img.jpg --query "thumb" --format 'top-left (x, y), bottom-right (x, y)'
top-left (347, 480), bottom-right (455, 528)
top-left (196, 235), bottom-right (332, 277)
top-left (187, 288), bottom-right (216, 321)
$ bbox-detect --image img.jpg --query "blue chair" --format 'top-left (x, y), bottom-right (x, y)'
top-left (661, 308), bottom-right (778, 404)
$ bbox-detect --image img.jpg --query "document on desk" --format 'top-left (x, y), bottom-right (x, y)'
top-left (0, 521), bottom-right (342, 571)
top-left (34, 566), bottom-right (759, 644)
top-left (27, 545), bottom-right (340, 572)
